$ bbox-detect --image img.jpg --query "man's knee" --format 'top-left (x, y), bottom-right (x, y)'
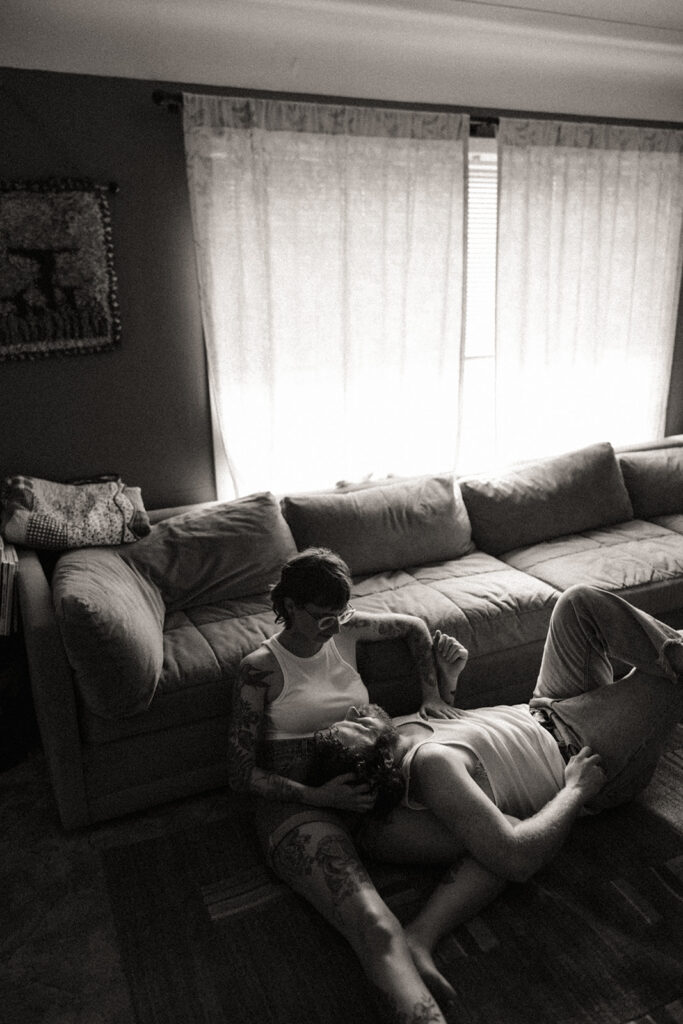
top-left (555, 583), bottom-right (606, 616)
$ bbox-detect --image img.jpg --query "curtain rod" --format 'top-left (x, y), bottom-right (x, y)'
top-left (151, 88), bottom-right (683, 132)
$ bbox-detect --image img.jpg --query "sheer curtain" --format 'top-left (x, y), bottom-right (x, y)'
top-left (183, 93), bottom-right (468, 498)
top-left (495, 119), bottom-right (683, 466)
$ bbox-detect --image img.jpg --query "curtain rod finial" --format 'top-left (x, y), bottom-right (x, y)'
top-left (153, 89), bottom-right (183, 112)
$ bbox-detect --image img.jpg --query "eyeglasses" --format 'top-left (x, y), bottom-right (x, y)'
top-left (302, 605), bottom-right (355, 630)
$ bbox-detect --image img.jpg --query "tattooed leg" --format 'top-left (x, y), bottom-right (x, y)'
top-left (370, 983), bottom-right (444, 1024)
top-left (272, 821), bottom-right (448, 1024)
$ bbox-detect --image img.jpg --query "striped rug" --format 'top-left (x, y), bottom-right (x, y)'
top-left (103, 735), bottom-right (683, 1024)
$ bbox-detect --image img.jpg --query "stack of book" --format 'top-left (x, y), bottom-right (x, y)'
top-left (0, 538), bottom-right (18, 636)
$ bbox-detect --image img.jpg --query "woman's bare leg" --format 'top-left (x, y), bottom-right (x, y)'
top-left (272, 820), bottom-right (446, 1023)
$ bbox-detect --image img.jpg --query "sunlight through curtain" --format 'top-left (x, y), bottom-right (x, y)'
top-left (495, 119), bottom-right (683, 467)
top-left (183, 94), bottom-right (468, 498)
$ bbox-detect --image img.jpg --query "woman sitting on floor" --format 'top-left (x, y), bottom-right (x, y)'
top-left (227, 546), bottom-right (467, 1024)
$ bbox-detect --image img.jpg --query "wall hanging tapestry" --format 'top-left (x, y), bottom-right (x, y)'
top-left (0, 178), bottom-right (120, 360)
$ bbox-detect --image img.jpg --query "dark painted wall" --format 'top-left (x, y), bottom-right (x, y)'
top-left (1, 66), bottom-right (682, 513)
top-left (0, 67), bottom-right (214, 510)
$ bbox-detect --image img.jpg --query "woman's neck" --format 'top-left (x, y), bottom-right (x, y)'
top-left (276, 628), bottom-right (328, 659)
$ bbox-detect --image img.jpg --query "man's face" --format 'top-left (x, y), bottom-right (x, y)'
top-left (326, 706), bottom-right (392, 755)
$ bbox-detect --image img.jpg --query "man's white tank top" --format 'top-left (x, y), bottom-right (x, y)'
top-left (262, 635), bottom-right (369, 741)
top-left (397, 705), bottom-right (565, 819)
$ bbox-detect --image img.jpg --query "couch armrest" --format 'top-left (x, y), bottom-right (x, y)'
top-left (17, 549), bottom-right (89, 829)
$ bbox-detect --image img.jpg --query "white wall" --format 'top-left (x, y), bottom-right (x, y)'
top-left (2, 0), bottom-right (682, 121)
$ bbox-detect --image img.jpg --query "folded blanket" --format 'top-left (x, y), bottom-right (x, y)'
top-left (0, 475), bottom-right (151, 549)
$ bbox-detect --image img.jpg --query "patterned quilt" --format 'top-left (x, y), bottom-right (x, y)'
top-left (0, 475), bottom-right (150, 549)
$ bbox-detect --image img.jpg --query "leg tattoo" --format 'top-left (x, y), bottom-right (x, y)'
top-left (314, 833), bottom-right (372, 907)
top-left (372, 984), bottom-right (444, 1024)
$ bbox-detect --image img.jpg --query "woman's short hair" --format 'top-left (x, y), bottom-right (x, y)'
top-left (271, 547), bottom-right (352, 627)
top-left (311, 704), bottom-right (405, 816)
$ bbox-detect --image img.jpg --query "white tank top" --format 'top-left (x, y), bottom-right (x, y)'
top-left (397, 705), bottom-right (565, 819)
top-left (262, 635), bottom-right (369, 741)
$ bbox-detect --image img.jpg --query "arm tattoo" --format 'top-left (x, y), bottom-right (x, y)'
top-left (351, 612), bottom-right (440, 702)
top-left (227, 659), bottom-right (313, 804)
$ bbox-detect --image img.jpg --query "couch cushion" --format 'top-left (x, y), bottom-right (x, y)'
top-left (123, 491), bottom-right (297, 612)
top-left (459, 442), bottom-right (633, 556)
top-left (617, 447), bottom-right (683, 518)
top-left (53, 548), bottom-right (165, 718)
top-left (502, 519), bottom-right (683, 617)
top-left (80, 596), bottom-right (278, 744)
top-left (281, 475), bottom-right (473, 575)
top-left (350, 552), bottom-right (559, 708)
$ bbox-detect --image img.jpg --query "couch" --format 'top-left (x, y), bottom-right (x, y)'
top-left (16, 437), bottom-right (683, 829)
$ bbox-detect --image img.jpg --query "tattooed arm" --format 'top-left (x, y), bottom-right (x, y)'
top-left (345, 611), bottom-right (460, 719)
top-left (227, 650), bottom-right (376, 811)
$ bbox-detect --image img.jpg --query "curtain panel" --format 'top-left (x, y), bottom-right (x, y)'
top-left (183, 93), bottom-right (468, 497)
top-left (495, 119), bottom-right (683, 466)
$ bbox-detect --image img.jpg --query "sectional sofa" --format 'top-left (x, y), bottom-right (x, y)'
top-left (16, 437), bottom-right (683, 829)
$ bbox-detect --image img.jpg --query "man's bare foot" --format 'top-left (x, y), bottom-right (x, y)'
top-left (405, 927), bottom-right (457, 1007)
top-left (433, 630), bottom-right (469, 705)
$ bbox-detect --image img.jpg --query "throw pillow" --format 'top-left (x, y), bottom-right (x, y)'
top-left (617, 447), bottom-right (683, 518)
top-left (281, 475), bottom-right (473, 575)
top-left (53, 548), bottom-right (165, 719)
top-left (0, 475), bottom-right (150, 549)
top-left (123, 491), bottom-right (298, 611)
top-left (459, 442), bottom-right (634, 555)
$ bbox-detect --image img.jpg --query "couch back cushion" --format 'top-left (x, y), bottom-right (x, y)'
top-left (459, 442), bottom-right (634, 555)
top-left (281, 475), bottom-right (473, 575)
top-left (123, 491), bottom-right (298, 611)
top-left (617, 446), bottom-right (683, 518)
top-left (53, 548), bottom-right (165, 718)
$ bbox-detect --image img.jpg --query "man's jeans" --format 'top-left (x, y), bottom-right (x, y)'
top-left (530, 585), bottom-right (683, 810)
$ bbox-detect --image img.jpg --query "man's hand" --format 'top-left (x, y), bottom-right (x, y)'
top-left (564, 746), bottom-right (606, 801)
top-left (312, 773), bottom-right (377, 811)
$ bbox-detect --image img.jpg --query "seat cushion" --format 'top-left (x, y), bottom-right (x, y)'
top-left (351, 551), bottom-right (558, 658)
top-left (502, 520), bottom-right (683, 616)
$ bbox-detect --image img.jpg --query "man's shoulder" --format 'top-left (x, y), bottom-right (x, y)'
top-left (411, 739), bottom-right (471, 780)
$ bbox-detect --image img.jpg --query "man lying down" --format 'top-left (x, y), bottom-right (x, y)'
top-left (312, 584), bottom-right (683, 1006)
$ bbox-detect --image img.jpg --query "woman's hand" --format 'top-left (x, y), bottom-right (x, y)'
top-left (419, 695), bottom-right (461, 720)
top-left (564, 746), bottom-right (606, 800)
top-left (312, 773), bottom-right (377, 812)
top-left (432, 629), bottom-right (469, 707)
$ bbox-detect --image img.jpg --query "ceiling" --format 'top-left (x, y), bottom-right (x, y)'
top-left (2, 0), bottom-right (682, 121)
top-left (433, 0), bottom-right (683, 33)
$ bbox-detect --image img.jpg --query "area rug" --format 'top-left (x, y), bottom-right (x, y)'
top-left (103, 744), bottom-right (683, 1024)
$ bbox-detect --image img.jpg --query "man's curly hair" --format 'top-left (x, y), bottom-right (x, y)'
top-left (311, 704), bottom-right (405, 816)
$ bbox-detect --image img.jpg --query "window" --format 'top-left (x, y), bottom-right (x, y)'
top-left (460, 136), bottom-right (498, 474)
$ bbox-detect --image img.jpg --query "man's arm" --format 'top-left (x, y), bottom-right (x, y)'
top-left (227, 655), bottom-right (375, 812)
top-left (345, 610), bottom-right (459, 718)
top-left (411, 744), bottom-right (605, 883)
